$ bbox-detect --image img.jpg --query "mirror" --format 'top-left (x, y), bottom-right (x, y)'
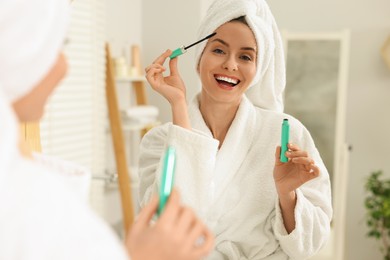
top-left (282, 31), bottom-right (350, 260)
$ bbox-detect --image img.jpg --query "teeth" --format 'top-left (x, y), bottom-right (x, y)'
top-left (215, 76), bottom-right (238, 85)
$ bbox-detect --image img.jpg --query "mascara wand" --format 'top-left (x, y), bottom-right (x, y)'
top-left (169, 32), bottom-right (217, 59)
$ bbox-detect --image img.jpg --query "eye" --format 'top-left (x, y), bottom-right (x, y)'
top-left (240, 54), bottom-right (252, 61)
top-left (212, 48), bottom-right (225, 54)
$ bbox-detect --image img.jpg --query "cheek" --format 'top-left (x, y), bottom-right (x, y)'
top-left (199, 54), bottom-right (219, 73)
top-left (198, 56), bottom-right (211, 78)
top-left (58, 53), bottom-right (68, 79)
top-left (245, 64), bottom-right (257, 79)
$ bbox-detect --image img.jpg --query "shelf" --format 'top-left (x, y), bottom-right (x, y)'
top-left (122, 120), bottom-right (160, 131)
top-left (106, 120), bottom-right (160, 132)
top-left (115, 76), bottom-right (146, 83)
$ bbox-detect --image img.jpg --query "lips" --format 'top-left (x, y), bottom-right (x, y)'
top-left (214, 74), bottom-right (240, 88)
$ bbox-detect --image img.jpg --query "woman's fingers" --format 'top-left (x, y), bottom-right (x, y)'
top-left (159, 189), bottom-right (181, 227)
top-left (292, 157), bottom-right (314, 171)
top-left (286, 149), bottom-right (308, 159)
top-left (152, 49), bottom-right (172, 65)
top-left (275, 146), bottom-right (281, 160)
top-left (192, 225), bottom-right (215, 258)
top-left (132, 195), bottom-right (159, 232)
top-left (291, 156), bottom-right (320, 178)
top-left (144, 50), bottom-right (172, 85)
top-left (169, 56), bottom-right (180, 76)
top-left (310, 164), bottom-right (320, 177)
top-left (145, 64), bottom-right (165, 75)
top-left (287, 143), bottom-right (301, 151)
top-left (284, 143), bottom-right (320, 174)
top-left (145, 65), bottom-right (166, 89)
top-left (176, 206), bottom-right (196, 236)
top-left (291, 157), bottom-right (314, 165)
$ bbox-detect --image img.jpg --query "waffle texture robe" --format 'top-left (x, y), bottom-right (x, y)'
top-left (139, 95), bottom-right (332, 260)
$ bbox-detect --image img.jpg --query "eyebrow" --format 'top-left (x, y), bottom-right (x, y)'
top-left (211, 38), bottom-right (256, 53)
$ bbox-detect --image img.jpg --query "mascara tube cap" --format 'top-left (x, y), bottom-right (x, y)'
top-left (170, 46), bottom-right (186, 59)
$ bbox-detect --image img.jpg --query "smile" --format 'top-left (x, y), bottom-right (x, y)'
top-left (214, 74), bottom-right (240, 88)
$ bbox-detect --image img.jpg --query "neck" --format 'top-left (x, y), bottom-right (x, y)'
top-left (199, 94), bottom-right (240, 147)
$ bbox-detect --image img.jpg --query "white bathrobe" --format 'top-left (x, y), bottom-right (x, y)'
top-left (0, 92), bottom-right (129, 260)
top-left (0, 158), bottom-right (129, 260)
top-left (0, 0), bottom-right (129, 258)
top-left (138, 95), bottom-right (332, 260)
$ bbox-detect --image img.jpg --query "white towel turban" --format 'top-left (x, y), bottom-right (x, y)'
top-left (0, 0), bottom-right (69, 181)
top-left (0, 0), bottom-right (70, 102)
top-left (195, 0), bottom-right (286, 112)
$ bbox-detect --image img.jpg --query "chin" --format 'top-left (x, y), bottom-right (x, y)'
top-left (15, 108), bottom-right (44, 123)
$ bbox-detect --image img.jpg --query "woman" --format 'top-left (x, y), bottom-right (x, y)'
top-left (0, 0), bottom-right (213, 259)
top-left (140, 0), bottom-right (332, 259)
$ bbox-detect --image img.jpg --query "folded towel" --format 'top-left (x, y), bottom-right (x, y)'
top-left (122, 105), bottom-right (159, 124)
top-left (194, 0), bottom-right (286, 112)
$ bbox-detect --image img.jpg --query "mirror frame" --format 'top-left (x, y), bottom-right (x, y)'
top-left (281, 30), bottom-right (351, 260)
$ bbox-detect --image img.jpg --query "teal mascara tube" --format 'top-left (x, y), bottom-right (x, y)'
top-left (158, 146), bottom-right (176, 216)
top-left (280, 119), bottom-right (290, 163)
top-left (170, 32), bottom-right (217, 59)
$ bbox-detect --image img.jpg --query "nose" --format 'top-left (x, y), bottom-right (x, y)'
top-left (222, 55), bottom-right (238, 71)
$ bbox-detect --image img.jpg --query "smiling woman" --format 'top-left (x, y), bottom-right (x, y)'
top-left (139, 0), bottom-right (332, 259)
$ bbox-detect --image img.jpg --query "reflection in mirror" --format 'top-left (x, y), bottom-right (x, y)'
top-left (285, 39), bottom-right (340, 182)
top-left (282, 31), bottom-right (350, 260)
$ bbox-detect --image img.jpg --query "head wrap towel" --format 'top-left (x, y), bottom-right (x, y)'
top-left (0, 0), bottom-right (74, 188)
top-left (195, 0), bottom-right (286, 112)
top-left (0, 0), bottom-right (69, 102)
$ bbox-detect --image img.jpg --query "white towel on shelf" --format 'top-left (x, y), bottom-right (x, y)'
top-left (194, 0), bottom-right (286, 112)
top-left (123, 105), bottom-right (159, 124)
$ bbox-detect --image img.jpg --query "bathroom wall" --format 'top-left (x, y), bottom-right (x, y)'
top-left (267, 1), bottom-right (390, 259)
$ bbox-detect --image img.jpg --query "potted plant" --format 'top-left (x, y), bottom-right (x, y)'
top-left (365, 170), bottom-right (390, 260)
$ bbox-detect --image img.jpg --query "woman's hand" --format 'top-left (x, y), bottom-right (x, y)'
top-left (273, 143), bottom-right (320, 233)
top-left (145, 50), bottom-right (191, 129)
top-left (273, 143), bottom-right (320, 196)
top-left (145, 50), bottom-right (186, 106)
top-left (126, 189), bottom-right (214, 260)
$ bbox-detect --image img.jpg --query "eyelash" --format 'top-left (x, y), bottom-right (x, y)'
top-left (212, 48), bottom-right (225, 54)
top-left (212, 48), bottom-right (253, 61)
top-left (240, 55), bottom-right (252, 61)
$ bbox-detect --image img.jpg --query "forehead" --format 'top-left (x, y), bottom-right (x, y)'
top-left (211, 21), bottom-right (257, 49)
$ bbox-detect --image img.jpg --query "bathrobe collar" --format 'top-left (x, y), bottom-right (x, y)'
top-left (189, 94), bottom-right (258, 199)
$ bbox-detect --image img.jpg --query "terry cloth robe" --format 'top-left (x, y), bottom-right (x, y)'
top-left (138, 94), bottom-right (332, 260)
top-left (0, 93), bottom-right (128, 260)
top-left (0, 158), bottom-right (130, 260)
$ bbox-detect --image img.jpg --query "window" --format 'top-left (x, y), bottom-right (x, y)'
top-left (40, 0), bottom-right (106, 177)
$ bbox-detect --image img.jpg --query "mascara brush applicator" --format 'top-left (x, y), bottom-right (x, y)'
top-left (169, 32), bottom-right (217, 59)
